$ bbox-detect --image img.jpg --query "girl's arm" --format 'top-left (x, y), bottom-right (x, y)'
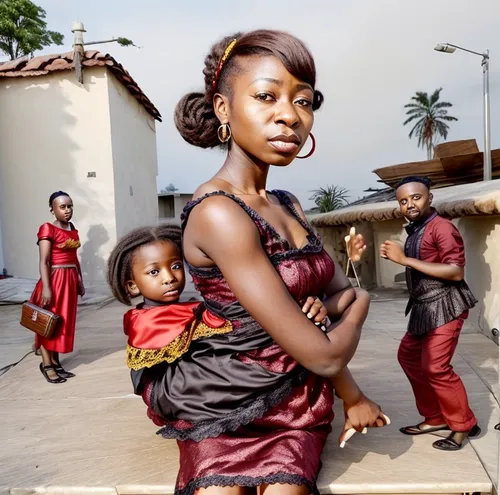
top-left (38, 240), bottom-right (53, 307)
top-left (183, 196), bottom-right (368, 377)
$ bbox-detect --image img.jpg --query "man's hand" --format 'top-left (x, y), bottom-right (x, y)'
top-left (345, 227), bottom-right (366, 263)
top-left (301, 296), bottom-right (328, 330)
top-left (380, 240), bottom-right (407, 266)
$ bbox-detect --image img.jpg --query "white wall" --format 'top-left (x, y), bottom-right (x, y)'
top-left (372, 219), bottom-right (407, 288)
top-left (456, 216), bottom-right (500, 341)
top-left (107, 73), bottom-right (158, 240)
top-left (0, 67), bottom-right (116, 282)
top-left (0, 216), bottom-right (4, 273)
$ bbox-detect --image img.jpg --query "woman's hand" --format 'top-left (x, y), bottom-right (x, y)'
top-left (339, 393), bottom-right (390, 447)
top-left (41, 286), bottom-right (52, 307)
top-left (345, 227), bottom-right (366, 263)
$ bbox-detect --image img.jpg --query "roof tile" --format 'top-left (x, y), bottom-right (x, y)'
top-left (0, 50), bottom-right (161, 121)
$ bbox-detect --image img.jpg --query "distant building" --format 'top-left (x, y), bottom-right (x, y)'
top-left (158, 193), bottom-right (193, 225)
top-left (0, 51), bottom-right (162, 282)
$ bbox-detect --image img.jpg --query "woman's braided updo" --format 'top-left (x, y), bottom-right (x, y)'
top-left (174, 29), bottom-right (324, 149)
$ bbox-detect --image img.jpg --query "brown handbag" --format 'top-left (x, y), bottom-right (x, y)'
top-left (20, 302), bottom-right (60, 339)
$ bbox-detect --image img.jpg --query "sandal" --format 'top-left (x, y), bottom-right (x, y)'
top-left (400, 423), bottom-right (450, 436)
top-left (39, 363), bottom-right (66, 384)
top-left (432, 424), bottom-right (481, 451)
top-left (54, 364), bottom-right (75, 379)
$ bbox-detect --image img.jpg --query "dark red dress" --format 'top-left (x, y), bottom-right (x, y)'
top-left (31, 223), bottom-right (81, 353)
top-left (143, 191), bottom-right (335, 495)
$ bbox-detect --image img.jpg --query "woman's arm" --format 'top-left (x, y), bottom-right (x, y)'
top-left (38, 240), bottom-right (52, 307)
top-left (183, 196), bottom-right (368, 377)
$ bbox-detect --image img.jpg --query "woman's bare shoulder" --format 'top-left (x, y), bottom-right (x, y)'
top-left (192, 179), bottom-right (230, 201)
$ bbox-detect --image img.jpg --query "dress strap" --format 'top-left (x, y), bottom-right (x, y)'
top-left (181, 190), bottom-right (267, 237)
top-left (270, 190), bottom-right (314, 234)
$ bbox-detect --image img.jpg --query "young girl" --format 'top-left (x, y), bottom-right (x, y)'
top-left (31, 191), bottom-right (84, 384)
top-left (107, 224), bottom-right (237, 422)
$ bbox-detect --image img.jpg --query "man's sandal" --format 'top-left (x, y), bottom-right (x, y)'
top-left (400, 423), bottom-right (450, 436)
top-left (432, 424), bottom-right (481, 451)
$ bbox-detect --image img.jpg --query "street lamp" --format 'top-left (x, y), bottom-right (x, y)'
top-left (434, 43), bottom-right (491, 181)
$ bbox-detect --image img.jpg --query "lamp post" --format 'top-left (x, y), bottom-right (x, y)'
top-left (434, 43), bottom-right (491, 181)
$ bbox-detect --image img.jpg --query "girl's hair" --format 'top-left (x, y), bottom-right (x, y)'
top-left (107, 224), bottom-right (183, 306)
top-left (174, 29), bottom-right (323, 149)
top-left (49, 191), bottom-right (70, 207)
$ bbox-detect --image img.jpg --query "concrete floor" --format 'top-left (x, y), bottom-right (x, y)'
top-left (0, 296), bottom-right (497, 495)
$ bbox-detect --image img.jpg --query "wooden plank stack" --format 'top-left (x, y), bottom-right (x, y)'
top-left (373, 140), bottom-right (500, 189)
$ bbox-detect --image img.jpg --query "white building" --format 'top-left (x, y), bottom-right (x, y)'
top-left (0, 50), bottom-right (162, 282)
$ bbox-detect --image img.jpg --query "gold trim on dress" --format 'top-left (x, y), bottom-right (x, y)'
top-left (126, 319), bottom-right (233, 370)
top-left (56, 239), bottom-right (81, 249)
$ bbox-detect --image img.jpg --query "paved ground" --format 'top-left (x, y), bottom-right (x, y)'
top-left (0, 291), bottom-right (498, 495)
top-left (0, 277), bottom-right (113, 306)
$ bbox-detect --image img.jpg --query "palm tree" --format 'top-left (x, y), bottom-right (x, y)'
top-left (309, 186), bottom-right (349, 213)
top-left (403, 88), bottom-right (458, 159)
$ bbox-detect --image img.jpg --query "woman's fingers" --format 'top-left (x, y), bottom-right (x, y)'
top-left (339, 427), bottom-right (357, 448)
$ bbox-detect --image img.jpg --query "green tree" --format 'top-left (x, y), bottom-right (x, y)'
top-left (160, 183), bottom-right (179, 193)
top-left (0, 0), bottom-right (63, 60)
top-left (403, 88), bottom-right (458, 160)
top-left (309, 186), bottom-right (349, 213)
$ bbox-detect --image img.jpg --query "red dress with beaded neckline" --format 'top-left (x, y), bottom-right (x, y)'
top-left (141, 190), bottom-right (335, 495)
top-left (30, 222), bottom-right (81, 353)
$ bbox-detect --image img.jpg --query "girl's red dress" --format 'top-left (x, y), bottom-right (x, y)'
top-left (30, 223), bottom-right (81, 353)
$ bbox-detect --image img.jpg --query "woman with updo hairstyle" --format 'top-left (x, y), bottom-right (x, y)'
top-left (30, 191), bottom-right (84, 384)
top-left (142, 30), bottom-right (387, 494)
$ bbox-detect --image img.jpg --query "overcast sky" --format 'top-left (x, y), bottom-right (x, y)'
top-left (13, 0), bottom-right (500, 207)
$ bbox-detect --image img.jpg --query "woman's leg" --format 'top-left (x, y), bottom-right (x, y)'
top-left (259, 484), bottom-right (310, 495)
top-left (51, 350), bottom-right (76, 378)
top-left (39, 347), bottom-right (61, 381)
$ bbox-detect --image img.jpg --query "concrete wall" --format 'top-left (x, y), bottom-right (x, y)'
top-left (108, 73), bottom-right (158, 240)
top-left (158, 194), bottom-right (192, 225)
top-left (456, 216), bottom-right (500, 341)
top-left (0, 68), bottom-right (116, 282)
top-left (0, 217), bottom-right (4, 273)
top-left (372, 219), bottom-right (407, 288)
top-left (158, 196), bottom-right (175, 219)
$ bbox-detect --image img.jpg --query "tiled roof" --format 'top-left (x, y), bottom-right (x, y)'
top-left (0, 51), bottom-right (161, 121)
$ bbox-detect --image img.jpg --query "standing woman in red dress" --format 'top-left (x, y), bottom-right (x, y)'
top-left (31, 191), bottom-right (85, 384)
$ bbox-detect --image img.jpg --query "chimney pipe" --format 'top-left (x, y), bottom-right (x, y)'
top-left (72, 21), bottom-right (86, 84)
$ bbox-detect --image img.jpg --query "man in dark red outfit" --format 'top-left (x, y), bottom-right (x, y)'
top-left (380, 176), bottom-right (480, 451)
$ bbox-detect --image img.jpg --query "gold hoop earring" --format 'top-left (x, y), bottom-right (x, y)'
top-left (217, 123), bottom-right (231, 143)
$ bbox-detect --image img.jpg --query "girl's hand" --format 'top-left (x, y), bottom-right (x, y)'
top-left (339, 394), bottom-right (390, 448)
top-left (41, 287), bottom-right (52, 308)
top-left (301, 296), bottom-right (328, 330)
top-left (345, 227), bottom-right (366, 263)
top-left (77, 278), bottom-right (85, 297)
